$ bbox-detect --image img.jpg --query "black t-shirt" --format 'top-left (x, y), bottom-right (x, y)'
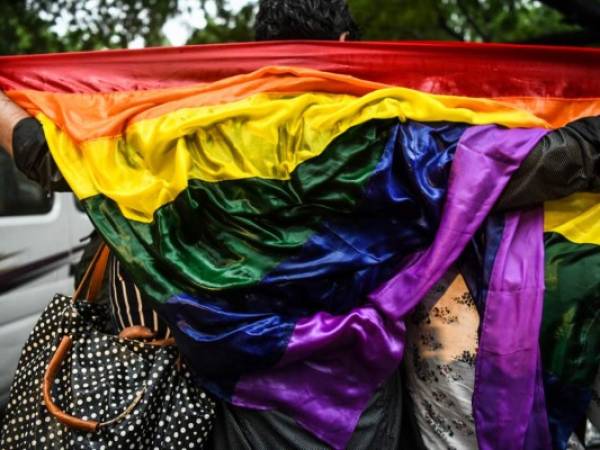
top-left (12, 117), bottom-right (68, 191)
top-left (496, 115), bottom-right (600, 210)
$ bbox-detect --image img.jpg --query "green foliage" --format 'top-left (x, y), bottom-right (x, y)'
top-left (439, 0), bottom-right (581, 43)
top-left (347, 0), bottom-right (451, 41)
top-left (53, 0), bottom-right (180, 50)
top-left (0, 1), bottom-right (65, 54)
top-left (346, 0), bottom-right (581, 42)
top-left (0, 0), bottom-right (596, 56)
top-left (187, 4), bottom-right (255, 44)
top-left (0, 0), bottom-right (181, 54)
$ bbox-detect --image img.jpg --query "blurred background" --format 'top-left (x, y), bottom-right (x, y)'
top-left (1, 0), bottom-right (600, 55)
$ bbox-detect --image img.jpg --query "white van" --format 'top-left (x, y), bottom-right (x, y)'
top-left (0, 150), bottom-right (93, 408)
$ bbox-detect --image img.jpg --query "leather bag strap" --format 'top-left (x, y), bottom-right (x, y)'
top-left (43, 336), bottom-right (99, 432)
top-left (72, 243), bottom-right (110, 304)
top-left (43, 335), bottom-right (146, 432)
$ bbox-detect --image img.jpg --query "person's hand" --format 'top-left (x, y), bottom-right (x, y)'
top-left (0, 90), bottom-right (30, 157)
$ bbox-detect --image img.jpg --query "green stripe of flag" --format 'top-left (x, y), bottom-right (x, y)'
top-left (83, 120), bottom-right (393, 301)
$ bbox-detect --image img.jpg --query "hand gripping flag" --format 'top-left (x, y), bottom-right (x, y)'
top-left (1, 41), bottom-right (599, 450)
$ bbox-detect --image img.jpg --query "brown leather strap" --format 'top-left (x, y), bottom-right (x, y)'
top-left (119, 326), bottom-right (176, 347)
top-left (43, 336), bottom-right (100, 432)
top-left (85, 244), bottom-right (110, 302)
top-left (72, 243), bottom-right (110, 304)
top-left (119, 326), bottom-right (155, 340)
top-left (43, 334), bottom-right (148, 431)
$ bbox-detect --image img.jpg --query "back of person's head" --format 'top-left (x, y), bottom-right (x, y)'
top-left (255, 0), bottom-right (360, 41)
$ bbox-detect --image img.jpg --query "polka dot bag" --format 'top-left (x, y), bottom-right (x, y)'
top-left (0, 245), bottom-right (216, 449)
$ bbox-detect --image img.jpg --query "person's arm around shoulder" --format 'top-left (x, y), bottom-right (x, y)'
top-left (495, 115), bottom-right (600, 211)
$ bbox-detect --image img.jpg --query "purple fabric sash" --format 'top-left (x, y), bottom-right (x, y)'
top-left (473, 207), bottom-right (551, 450)
top-left (234, 125), bottom-right (547, 449)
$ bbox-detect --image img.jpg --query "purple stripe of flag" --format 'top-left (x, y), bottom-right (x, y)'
top-left (473, 206), bottom-right (551, 450)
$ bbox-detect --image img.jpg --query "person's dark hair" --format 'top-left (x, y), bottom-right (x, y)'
top-left (255, 0), bottom-right (360, 41)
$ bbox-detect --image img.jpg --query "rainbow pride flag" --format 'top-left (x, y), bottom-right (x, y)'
top-left (1, 42), bottom-right (599, 449)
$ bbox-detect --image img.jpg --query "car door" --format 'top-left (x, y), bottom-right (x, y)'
top-left (0, 150), bottom-right (92, 407)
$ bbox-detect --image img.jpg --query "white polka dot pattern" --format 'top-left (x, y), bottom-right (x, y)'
top-left (0, 294), bottom-right (216, 449)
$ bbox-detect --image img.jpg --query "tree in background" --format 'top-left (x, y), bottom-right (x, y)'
top-left (1, 0), bottom-right (599, 55)
top-left (350, 0), bottom-right (581, 43)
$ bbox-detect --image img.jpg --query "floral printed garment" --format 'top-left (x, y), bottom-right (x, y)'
top-left (405, 267), bottom-right (480, 450)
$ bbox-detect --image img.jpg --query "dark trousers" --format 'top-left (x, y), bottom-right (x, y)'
top-left (209, 370), bottom-right (424, 449)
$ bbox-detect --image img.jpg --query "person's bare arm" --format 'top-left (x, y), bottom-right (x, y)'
top-left (0, 91), bottom-right (30, 156)
top-left (0, 90), bottom-right (68, 190)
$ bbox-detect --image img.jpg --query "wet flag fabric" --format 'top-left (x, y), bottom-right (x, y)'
top-left (1, 41), bottom-right (599, 450)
